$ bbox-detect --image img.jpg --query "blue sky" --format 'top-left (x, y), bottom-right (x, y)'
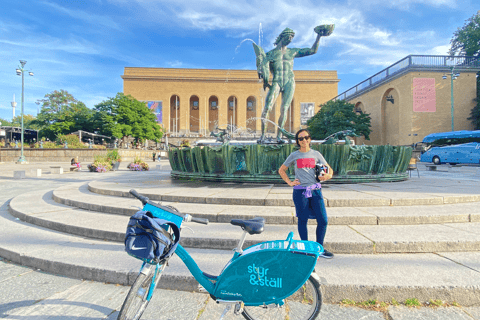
top-left (0, 0), bottom-right (477, 121)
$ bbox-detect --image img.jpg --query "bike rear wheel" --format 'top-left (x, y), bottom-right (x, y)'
top-left (242, 275), bottom-right (322, 320)
top-left (117, 264), bottom-right (164, 320)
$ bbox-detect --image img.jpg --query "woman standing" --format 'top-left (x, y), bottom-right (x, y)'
top-left (278, 129), bottom-right (334, 258)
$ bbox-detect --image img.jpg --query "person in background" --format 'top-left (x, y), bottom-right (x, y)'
top-left (278, 129), bottom-right (334, 258)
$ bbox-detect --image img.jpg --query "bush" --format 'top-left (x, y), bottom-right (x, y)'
top-left (127, 156), bottom-right (149, 171)
top-left (57, 134), bottom-right (87, 148)
top-left (106, 149), bottom-right (122, 163)
top-left (87, 155), bottom-right (113, 173)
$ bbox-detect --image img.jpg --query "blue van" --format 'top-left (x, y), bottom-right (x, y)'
top-left (420, 142), bottom-right (480, 165)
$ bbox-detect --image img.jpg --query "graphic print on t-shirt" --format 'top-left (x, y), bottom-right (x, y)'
top-left (296, 158), bottom-right (315, 174)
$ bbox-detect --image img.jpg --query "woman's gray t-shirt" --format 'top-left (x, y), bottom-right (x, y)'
top-left (282, 149), bottom-right (328, 187)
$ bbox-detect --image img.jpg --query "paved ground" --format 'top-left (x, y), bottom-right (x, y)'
top-left (0, 159), bottom-right (479, 319)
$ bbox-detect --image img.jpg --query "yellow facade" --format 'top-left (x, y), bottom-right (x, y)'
top-left (122, 67), bottom-right (339, 136)
top-left (348, 70), bottom-right (478, 146)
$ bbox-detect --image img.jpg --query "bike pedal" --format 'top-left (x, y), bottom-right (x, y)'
top-left (233, 302), bottom-right (244, 315)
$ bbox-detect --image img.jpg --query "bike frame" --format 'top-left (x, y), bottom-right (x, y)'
top-left (138, 200), bottom-right (322, 307)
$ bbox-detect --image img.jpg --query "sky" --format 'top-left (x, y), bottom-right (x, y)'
top-left (0, 0), bottom-right (478, 122)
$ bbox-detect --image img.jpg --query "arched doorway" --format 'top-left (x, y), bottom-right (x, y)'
top-left (190, 95), bottom-right (200, 133)
top-left (170, 95), bottom-right (180, 135)
top-left (354, 102), bottom-right (365, 145)
top-left (208, 96), bottom-right (219, 132)
top-left (267, 101), bottom-right (276, 134)
top-left (381, 88), bottom-right (399, 145)
top-left (284, 99), bottom-right (295, 133)
top-left (246, 96), bottom-right (256, 133)
top-left (227, 96), bottom-right (238, 130)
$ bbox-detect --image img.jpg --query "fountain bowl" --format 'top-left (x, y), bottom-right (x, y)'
top-left (168, 142), bottom-right (412, 184)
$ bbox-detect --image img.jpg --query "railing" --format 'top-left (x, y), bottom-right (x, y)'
top-left (332, 55), bottom-right (480, 101)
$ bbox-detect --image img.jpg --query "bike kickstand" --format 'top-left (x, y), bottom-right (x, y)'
top-left (219, 304), bottom-right (232, 320)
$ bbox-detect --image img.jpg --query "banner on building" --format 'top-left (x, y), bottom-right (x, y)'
top-left (147, 101), bottom-right (162, 123)
top-left (413, 78), bottom-right (436, 112)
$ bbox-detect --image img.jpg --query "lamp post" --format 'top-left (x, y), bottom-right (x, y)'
top-left (15, 60), bottom-right (34, 163)
top-left (443, 67), bottom-right (459, 132)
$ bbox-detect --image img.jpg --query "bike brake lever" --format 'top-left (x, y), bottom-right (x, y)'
top-left (181, 225), bottom-right (194, 233)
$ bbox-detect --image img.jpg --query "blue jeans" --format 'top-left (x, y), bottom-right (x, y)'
top-left (292, 188), bottom-right (328, 246)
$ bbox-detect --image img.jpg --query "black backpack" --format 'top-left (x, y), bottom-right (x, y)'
top-left (125, 210), bottom-right (180, 264)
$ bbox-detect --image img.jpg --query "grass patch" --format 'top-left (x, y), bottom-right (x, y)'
top-left (405, 298), bottom-right (421, 307)
top-left (427, 299), bottom-right (444, 307)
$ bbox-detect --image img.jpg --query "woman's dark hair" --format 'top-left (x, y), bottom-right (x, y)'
top-left (295, 129), bottom-right (311, 147)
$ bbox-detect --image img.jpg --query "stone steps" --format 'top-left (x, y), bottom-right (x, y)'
top-left (88, 178), bottom-right (480, 207)
top-left (8, 187), bottom-right (480, 254)
top-left (2, 172), bottom-right (480, 306)
top-left (2, 205), bottom-right (480, 306)
top-left (52, 182), bottom-right (480, 226)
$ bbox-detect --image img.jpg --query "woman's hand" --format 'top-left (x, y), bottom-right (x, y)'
top-left (288, 179), bottom-right (300, 187)
top-left (318, 164), bottom-right (333, 181)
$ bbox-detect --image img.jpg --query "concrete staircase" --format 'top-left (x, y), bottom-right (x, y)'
top-left (3, 171), bottom-right (480, 305)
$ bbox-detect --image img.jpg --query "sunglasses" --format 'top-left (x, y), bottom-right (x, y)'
top-left (297, 136), bottom-right (311, 141)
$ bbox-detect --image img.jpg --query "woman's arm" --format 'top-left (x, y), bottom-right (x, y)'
top-left (278, 164), bottom-right (300, 187)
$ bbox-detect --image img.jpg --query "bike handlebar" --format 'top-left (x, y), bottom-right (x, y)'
top-left (129, 189), bottom-right (149, 206)
top-left (130, 189), bottom-right (209, 225)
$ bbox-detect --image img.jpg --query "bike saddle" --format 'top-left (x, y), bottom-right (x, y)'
top-left (230, 217), bottom-right (265, 235)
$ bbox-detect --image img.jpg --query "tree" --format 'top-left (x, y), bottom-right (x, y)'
top-left (0, 118), bottom-right (12, 127)
top-left (449, 11), bottom-right (480, 129)
top-left (307, 99), bottom-right (372, 140)
top-left (33, 90), bottom-right (94, 140)
top-left (11, 114), bottom-right (41, 130)
top-left (94, 93), bottom-right (163, 143)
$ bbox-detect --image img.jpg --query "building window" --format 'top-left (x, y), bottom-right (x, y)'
top-left (211, 101), bottom-right (217, 110)
top-left (192, 101), bottom-right (199, 110)
top-left (300, 103), bottom-right (315, 125)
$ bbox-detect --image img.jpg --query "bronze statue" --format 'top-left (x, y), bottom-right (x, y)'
top-left (253, 25), bottom-right (334, 143)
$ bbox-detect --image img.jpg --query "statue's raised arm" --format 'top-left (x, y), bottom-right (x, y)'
top-left (296, 24), bottom-right (335, 58)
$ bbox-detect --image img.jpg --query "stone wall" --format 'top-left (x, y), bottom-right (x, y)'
top-left (0, 148), bottom-right (160, 163)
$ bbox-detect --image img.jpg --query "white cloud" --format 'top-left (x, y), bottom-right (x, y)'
top-left (41, 1), bottom-right (122, 31)
top-left (167, 60), bottom-right (183, 67)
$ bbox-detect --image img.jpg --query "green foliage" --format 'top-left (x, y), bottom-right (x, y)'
top-left (106, 149), bottom-right (122, 163)
top-left (307, 100), bottom-right (372, 140)
top-left (34, 90), bottom-right (94, 141)
top-left (94, 93), bottom-right (163, 143)
top-left (404, 298), bottom-right (421, 307)
top-left (428, 299), bottom-right (443, 307)
top-left (127, 156), bottom-right (149, 171)
top-left (340, 299), bottom-right (356, 305)
top-left (56, 134), bottom-right (86, 149)
top-left (11, 114), bottom-right (41, 130)
top-left (0, 117), bottom-right (12, 127)
top-left (391, 298), bottom-right (400, 306)
top-left (449, 11), bottom-right (480, 129)
top-left (88, 155), bottom-right (113, 172)
top-left (468, 83), bottom-right (480, 129)
top-left (449, 11), bottom-right (480, 57)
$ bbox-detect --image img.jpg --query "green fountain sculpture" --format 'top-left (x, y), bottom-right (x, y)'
top-left (168, 25), bottom-right (412, 183)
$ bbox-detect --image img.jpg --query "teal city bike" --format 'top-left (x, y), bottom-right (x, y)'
top-left (118, 190), bottom-right (324, 320)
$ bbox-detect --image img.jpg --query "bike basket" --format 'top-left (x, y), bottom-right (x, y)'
top-left (124, 210), bottom-right (180, 264)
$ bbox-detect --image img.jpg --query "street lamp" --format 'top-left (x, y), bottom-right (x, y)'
top-left (15, 60), bottom-right (34, 164)
top-left (442, 66), bottom-right (459, 132)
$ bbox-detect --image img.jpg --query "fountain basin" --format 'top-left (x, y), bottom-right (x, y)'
top-left (168, 143), bottom-right (412, 184)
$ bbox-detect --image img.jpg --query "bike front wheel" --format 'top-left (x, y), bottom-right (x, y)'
top-left (242, 275), bottom-right (322, 320)
top-left (117, 264), bottom-right (164, 320)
